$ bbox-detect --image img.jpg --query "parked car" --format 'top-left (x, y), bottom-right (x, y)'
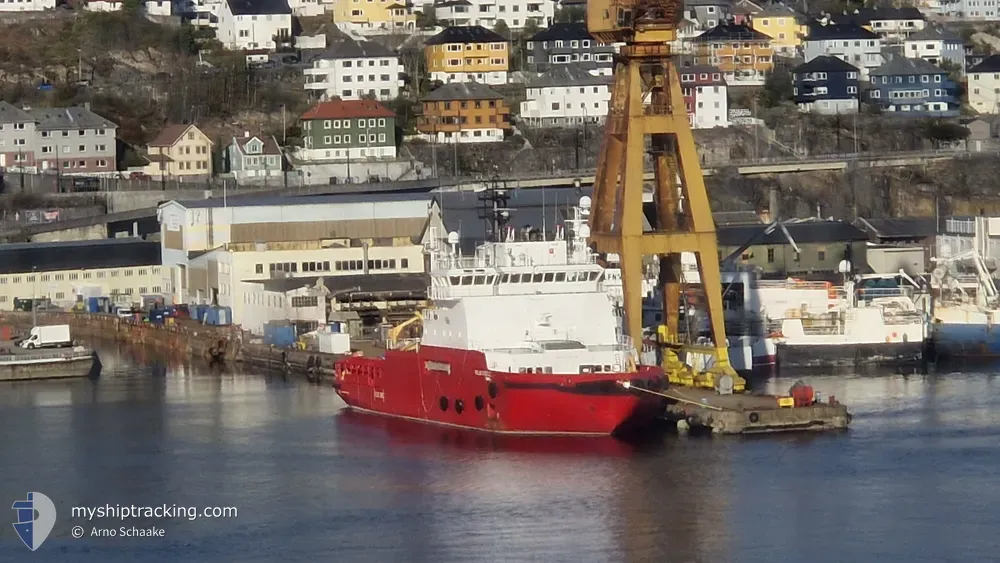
top-left (115, 308), bottom-right (133, 319)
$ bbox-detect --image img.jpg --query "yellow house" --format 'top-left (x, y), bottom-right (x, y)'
top-left (750, 5), bottom-right (806, 54)
top-left (145, 124), bottom-right (214, 179)
top-left (424, 26), bottom-right (509, 86)
top-left (332, 0), bottom-right (415, 35)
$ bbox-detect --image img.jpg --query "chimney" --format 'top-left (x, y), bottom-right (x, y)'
top-left (84, 101), bottom-right (91, 111)
top-left (244, 130), bottom-right (250, 137)
top-left (769, 185), bottom-right (780, 220)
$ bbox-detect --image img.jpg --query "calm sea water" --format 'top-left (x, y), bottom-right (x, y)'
top-left (1, 343), bottom-right (999, 562)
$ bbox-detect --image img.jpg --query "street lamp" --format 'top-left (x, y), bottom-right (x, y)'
top-left (31, 266), bottom-right (37, 328)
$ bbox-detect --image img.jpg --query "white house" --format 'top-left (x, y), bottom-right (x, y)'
top-left (217, 0), bottom-right (293, 51)
top-left (433, 0), bottom-right (554, 29)
top-left (680, 65), bottom-right (729, 129)
top-left (931, 0), bottom-right (1000, 21)
top-left (287, 0), bottom-right (323, 16)
top-left (804, 22), bottom-right (884, 81)
top-left (85, 0), bottom-right (172, 14)
top-left (84, 0), bottom-right (122, 11)
top-left (832, 7), bottom-right (926, 43)
top-left (519, 65), bottom-right (611, 127)
top-left (0, 0), bottom-right (55, 11)
top-left (968, 55), bottom-right (1000, 114)
top-left (903, 25), bottom-right (965, 72)
top-left (303, 37), bottom-right (403, 101)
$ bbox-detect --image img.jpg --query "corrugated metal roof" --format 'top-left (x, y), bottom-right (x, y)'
top-left (793, 55), bottom-right (860, 74)
top-left (168, 192), bottom-right (434, 209)
top-left (716, 220), bottom-right (870, 246)
top-left (527, 65), bottom-right (612, 88)
top-left (425, 26), bottom-right (507, 46)
top-left (0, 238), bottom-right (160, 274)
top-left (301, 99), bottom-right (395, 120)
top-left (29, 106), bottom-right (117, 131)
top-left (528, 23), bottom-right (594, 42)
top-left (423, 81), bottom-right (504, 101)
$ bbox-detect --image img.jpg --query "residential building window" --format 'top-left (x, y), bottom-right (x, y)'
top-left (767, 248), bottom-right (775, 263)
top-left (818, 250), bottom-right (826, 261)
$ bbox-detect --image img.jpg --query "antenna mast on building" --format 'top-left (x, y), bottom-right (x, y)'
top-left (476, 171), bottom-right (511, 243)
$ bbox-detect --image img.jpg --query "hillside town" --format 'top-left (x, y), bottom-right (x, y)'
top-left (1, 0), bottom-right (1000, 187)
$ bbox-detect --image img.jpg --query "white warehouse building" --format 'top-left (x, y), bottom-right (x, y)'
top-left (158, 194), bottom-right (443, 333)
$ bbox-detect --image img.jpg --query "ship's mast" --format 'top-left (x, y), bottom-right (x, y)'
top-left (476, 173), bottom-right (512, 243)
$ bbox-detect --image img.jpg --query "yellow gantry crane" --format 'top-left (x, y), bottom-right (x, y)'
top-left (586, 1), bottom-right (745, 392)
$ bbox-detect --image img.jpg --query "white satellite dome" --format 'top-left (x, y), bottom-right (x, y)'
top-left (578, 224), bottom-right (591, 238)
top-left (579, 195), bottom-right (592, 209)
top-left (447, 231), bottom-right (460, 245)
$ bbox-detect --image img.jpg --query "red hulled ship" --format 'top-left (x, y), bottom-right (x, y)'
top-left (334, 187), bottom-right (664, 436)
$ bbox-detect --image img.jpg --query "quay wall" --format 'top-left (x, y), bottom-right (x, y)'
top-left (0, 312), bottom-right (241, 362)
top-left (0, 312), bottom-right (383, 379)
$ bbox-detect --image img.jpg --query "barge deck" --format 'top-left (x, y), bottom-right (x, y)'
top-left (628, 384), bottom-right (851, 435)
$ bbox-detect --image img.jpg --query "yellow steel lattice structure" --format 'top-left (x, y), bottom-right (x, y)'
top-left (586, 0), bottom-right (744, 391)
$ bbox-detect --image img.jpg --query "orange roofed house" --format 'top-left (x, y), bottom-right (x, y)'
top-left (144, 124), bottom-right (214, 179)
top-left (299, 99), bottom-right (397, 162)
top-left (691, 23), bottom-right (774, 86)
top-left (417, 82), bottom-right (510, 144)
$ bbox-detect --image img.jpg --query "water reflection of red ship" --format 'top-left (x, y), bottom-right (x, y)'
top-left (336, 409), bottom-right (641, 457)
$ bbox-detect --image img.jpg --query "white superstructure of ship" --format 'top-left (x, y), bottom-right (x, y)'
top-left (420, 195), bottom-right (641, 375)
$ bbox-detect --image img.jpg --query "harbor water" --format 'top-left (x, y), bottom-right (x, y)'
top-left (2, 343), bottom-right (1000, 562)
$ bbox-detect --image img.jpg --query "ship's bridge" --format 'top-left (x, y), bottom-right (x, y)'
top-left (428, 239), bottom-right (605, 301)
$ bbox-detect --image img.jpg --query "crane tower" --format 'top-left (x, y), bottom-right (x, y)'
top-left (586, 1), bottom-right (741, 388)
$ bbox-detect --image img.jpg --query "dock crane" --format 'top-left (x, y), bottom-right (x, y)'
top-left (585, 0), bottom-right (743, 391)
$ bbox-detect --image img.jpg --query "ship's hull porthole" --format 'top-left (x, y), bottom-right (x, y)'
top-left (488, 382), bottom-right (498, 399)
top-left (474, 396), bottom-right (485, 411)
top-left (439, 397), bottom-right (449, 412)
top-left (455, 399), bottom-right (465, 414)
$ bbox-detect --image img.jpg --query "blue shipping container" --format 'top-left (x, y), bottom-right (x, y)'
top-left (87, 297), bottom-right (100, 313)
top-left (203, 307), bottom-right (219, 326)
top-left (216, 306), bottom-right (231, 326)
top-left (264, 324), bottom-right (295, 348)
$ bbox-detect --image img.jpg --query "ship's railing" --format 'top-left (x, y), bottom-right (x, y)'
top-left (434, 255), bottom-right (492, 270)
top-left (858, 286), bottom-right (911, 297)
top-left (755, 280), bottom-right (831, 290)
top-left (798, 319), bottom-right (846, 336)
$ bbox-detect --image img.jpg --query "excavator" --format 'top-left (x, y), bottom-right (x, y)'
top-left (585, 0), bottom-right (747, 393)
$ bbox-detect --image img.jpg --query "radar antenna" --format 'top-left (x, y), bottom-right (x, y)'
top-left (476, 173), bottom-right (512, 243)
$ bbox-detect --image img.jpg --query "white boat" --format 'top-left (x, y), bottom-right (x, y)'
top-left (929, 249), bottom-right (1000, 359)
top-left (757, 274), bottom-right (930, 369)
